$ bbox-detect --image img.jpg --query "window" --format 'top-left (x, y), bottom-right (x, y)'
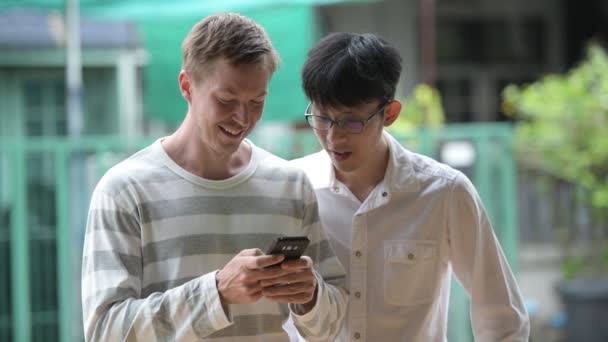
top-left (436, 79), bottom-right (473, 123)
top-left (22, 79), bottom-right (66, 137)
top-left (436, 11), bottom-right (553, 122)
top-left (437, 18), bottom-right (546, 65)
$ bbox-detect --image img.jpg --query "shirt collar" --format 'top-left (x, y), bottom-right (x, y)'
top-left (383, 131), bottom-right (421, 193)
top-left (320, 131), bottom-right (421, 193)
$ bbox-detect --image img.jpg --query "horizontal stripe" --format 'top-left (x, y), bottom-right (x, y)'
top-left (100, 164), bottom-right (179, 198)
top-left (83, 250), bottom-right (142, 277)
top-left (142, 254), bottom-right (227, 289)
top-left (251, 164), bottom-right (304, 182)
top-left (83, 228), bottom-right (141, 255)
top-left (142, 214), bottom-right (304, 242)
top-left (142, 276), bottom-right (198, 297)
top-left (142, 233), bottom-right (283, 263)
top-left (140, 196), bottom-right (305, 224)
top-left (83, 286), bottom-right (138, 317)
top-left (202, 332), bottom-right (287, 342)
top-left (224, 300), bottom-right (288, 317)
top-left (207, 314), bottom-right (286, 338)
top-left (87, 208), bottom-right (141, 238)
top-left (82, 270), bottom-right (141, 302)
top-left (306, 239), bottom-right (335, 266)
top-left (176, 178), bottom-right (308, 200)
top-left (104, 176), bottom-right (310, 203)
top-left (302, 202), bottom-right (321, 228)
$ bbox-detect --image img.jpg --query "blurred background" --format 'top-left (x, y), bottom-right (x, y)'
top-left (1, 0), bottom-right (607, 341)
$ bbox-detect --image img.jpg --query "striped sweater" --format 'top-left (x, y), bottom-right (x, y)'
top-left (81, 139), bottom-right (347, 341)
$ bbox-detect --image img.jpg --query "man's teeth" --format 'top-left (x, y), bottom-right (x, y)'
top-left (221, 127), bottom-right (242, 135)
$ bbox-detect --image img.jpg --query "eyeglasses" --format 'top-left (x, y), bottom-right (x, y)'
top-left (304, 101), bottom-right (389, 134)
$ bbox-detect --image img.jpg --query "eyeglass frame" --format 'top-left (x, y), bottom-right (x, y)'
top-left (304, 100), bottom-right (391, 134)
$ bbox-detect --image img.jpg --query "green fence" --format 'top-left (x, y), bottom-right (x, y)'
top-left (0, 122), bottom-right (518, 342)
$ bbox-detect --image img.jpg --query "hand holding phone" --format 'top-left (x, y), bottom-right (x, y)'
top-left (262, 236), bottom-right (317, 307)
top-left (265, 236), bottom-right (310, 261)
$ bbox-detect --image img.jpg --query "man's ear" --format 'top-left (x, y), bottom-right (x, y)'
top-left (383, 100), bottom-right (402, 127)
top-left (178, 70), bottom-right (192, 103)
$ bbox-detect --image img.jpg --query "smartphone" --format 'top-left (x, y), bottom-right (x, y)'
top-left (265, 236), bottom-right (310, 260)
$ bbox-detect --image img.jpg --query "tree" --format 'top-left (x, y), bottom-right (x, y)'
top-left (503, 44), bottom-right (608, 279)
top-left (388, 84), bottom-right (444, 147)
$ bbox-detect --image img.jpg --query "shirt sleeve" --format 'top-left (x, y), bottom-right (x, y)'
top-left (448, 172), bottom-right (530, 342)
top-left (289, 177), bottom-right (348, 342)
top-left (81, 187), bottom-right (232, 342)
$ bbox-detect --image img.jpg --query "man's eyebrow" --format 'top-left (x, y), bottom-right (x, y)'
top-left (216, 88), bottom-right (267, 97)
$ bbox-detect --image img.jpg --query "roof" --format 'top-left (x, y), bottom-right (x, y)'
top-left (0, 9), bottom-right (140, 49)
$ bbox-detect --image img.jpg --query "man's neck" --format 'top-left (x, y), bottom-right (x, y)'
top-left (162, 116), bottom-right (250, 180)
top-left (335, 139), bottom-right (390, 203)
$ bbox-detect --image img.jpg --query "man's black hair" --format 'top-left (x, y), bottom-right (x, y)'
top-left (302, 32), bottom-right (402, 109)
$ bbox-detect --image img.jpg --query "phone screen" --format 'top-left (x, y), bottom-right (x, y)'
top-left (265, 236), bottom-right (310, 260)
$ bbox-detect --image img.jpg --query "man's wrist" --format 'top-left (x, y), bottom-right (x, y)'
top-left (214, 269), bottom-right (229, 310)
top-left (295, 284), bottom-right (319, 315)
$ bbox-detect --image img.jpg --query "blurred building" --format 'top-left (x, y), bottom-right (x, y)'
top-left (1, 1), bottom-right (607, 341)
top-left (2, 0), bottom-right (607, 130)
top-left (0, 9), bottom-right (145, 138)
top-left (319, 0), bottom-right (607, 123)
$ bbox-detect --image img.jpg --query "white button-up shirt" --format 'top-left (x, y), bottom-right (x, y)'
top-left (289, 132), bottom-right (529, 342)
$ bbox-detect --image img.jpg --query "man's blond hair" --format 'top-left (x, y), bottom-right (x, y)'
top-left (182, 13), bottom-right (280, 82)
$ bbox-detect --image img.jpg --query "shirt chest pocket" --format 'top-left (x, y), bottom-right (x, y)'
top-left (383, 240), bottom-right (438, 306)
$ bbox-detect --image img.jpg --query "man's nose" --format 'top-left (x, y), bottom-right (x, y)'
top-left (326, 122), bottom-right (348, 142)
top-left (233, 103), bottom-right (249, 125)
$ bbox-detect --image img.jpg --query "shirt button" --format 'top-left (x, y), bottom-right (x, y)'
top-left (382, 191), bottom-right (388, 197)
top-left (355, 251), bottom-right (362, 257)
top-left (332, 186), bottom-right (340, 193)
top-left (354, 291), bottom-right (361, 298)
top-left (408, 253), bottom-right (415, 260)
top-left (354, 332), bottom-right (361, 339)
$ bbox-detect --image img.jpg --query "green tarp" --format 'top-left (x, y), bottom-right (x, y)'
top-left (0, 0), bottom-right (376, 124)
top-left (135, 5), bottom-right (316, 124)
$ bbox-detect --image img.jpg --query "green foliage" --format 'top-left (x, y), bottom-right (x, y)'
top-left (503, 44), bottom-right (608, 278)
top-left (388, 84), bottom-right (445, 137)
top-left (562, 256), bottom-right (589, 281)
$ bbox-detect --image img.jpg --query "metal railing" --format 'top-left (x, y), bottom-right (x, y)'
top-left (0, 123), bottom-right (518, 342)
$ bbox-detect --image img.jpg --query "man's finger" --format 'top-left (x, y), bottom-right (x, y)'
top-left (239, 248), bottom-right (265, 257)
top-left (281, 256), bottom-right (313, 270)
top-left (263, 282), bottom-right (312, 295)
top-left (259, 271), bottom-right (315, 287)
top-left (245, 254), bottom-right (284, 270)
top-left (251, 265), bottom-right (292, 282)
top-left (264, 291), bottom-right (315, 304)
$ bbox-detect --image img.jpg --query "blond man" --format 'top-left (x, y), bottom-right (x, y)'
top-left (82, 13), bottom-right (347, 342)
